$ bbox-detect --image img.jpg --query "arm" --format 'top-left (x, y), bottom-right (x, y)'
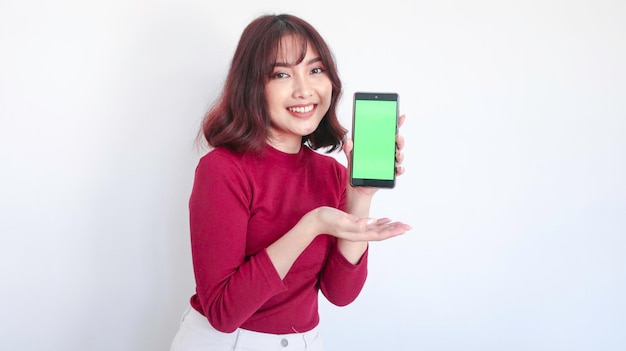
top-left (190, 153), bottom-right (288, 332)
top-left (191, 152), bottom-right (385, 331)
top-left (337, 190), bottom-right (373, 264)
top-left (338, 114), bottom-right (408, 263)
top-left (317, 151), bottom-right (408, 306)
top-left (192, 147), bottom-right (408, 330)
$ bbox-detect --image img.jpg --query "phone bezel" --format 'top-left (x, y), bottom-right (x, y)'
top-left (349, 92), bottom-right (398, 188)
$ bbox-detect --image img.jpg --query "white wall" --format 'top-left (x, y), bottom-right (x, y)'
top-left (1, 0), bottom-right (624, 350)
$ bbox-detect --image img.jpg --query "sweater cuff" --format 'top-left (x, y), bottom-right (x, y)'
top-left (333, 244), bottom-right (369, 271)
top-left (255, 249), bottom-right (289, 291)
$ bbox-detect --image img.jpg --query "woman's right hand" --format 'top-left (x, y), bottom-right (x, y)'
top-left (267, 206), bottom-right (410, 279)
top-left (306, 206), bottom-right (410, 242)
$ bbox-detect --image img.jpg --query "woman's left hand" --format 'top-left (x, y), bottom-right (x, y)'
top-left (343, 114), bottom-right (407, 199)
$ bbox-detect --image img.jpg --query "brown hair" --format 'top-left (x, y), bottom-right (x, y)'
top-left (200, 14), bottom-right (345, 154)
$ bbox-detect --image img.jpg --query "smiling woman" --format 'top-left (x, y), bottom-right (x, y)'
top-left (264, 35), bottom-right (333, 153)
top-left (200, 14), bottom-right (345, 156)
top-left (169, 13), bottom-right (410, 351)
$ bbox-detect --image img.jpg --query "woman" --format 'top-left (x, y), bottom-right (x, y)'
top-left (171, 13), bottom-right (410, 351)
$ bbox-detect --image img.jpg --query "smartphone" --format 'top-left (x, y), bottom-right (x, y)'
top-left (350, 92), bottom-right (399, 188)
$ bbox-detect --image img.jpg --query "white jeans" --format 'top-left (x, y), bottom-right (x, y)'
top-left (170, 306), bottom-right (324, 351)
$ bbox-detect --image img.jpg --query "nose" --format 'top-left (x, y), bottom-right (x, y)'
top-left (293, 74), bottom-right (313, 99)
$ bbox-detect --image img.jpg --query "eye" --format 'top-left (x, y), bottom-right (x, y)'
top-left (270, 72), bottom-right (290, 79)
top-left (311, 67), bottom-right (326, 75)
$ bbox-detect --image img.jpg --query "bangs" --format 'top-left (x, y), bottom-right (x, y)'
top-left (278, 34), bottom-right (309, 63)
top-left (269, 33), bottom-right (309, 70)
top-left (202, 13), bottom-right (344, 154)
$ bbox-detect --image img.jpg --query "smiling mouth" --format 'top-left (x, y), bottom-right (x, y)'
top-left (287, 104), bottom-right (315, 113)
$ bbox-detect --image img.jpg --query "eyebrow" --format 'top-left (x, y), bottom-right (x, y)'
top-left (273, 57), bottom-right (323, 68)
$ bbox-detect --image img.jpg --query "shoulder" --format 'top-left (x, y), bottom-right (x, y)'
top-left (304, 146), bottom-right (344, 165)
top-left (200, 147), bottom-right (243, 163)
top-left (195, 147), bottom-right (248, 181)
top-left (304, 147), bottom-right (347, 178)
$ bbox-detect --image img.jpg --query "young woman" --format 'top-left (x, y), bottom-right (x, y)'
top-left (170, 13), bottom-right (410, 351)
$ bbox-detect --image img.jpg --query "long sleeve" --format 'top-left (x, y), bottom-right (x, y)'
top-left (319, 243), bottom-right (369, 306)
top-left (187, 145), bottom-right (369, 334)
top-left (189, 151), bottom-right (288, 333)
top-left (318, 163), bottom-right (369, 306)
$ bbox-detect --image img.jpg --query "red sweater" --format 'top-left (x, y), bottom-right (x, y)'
top-left (188, 144), bottom-right (368, 334)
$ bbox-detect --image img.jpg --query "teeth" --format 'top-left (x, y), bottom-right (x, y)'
top-left (288, 105), bottom-right (314, 113)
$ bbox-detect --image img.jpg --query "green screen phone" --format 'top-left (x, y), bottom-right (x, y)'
top-left (350, 92), bottom-right (398, 188)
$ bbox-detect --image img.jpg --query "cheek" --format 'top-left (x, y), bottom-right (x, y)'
top-left (265, 88), bottom-right (282, 111)
top-left (319, 80), bottom-right (333, 103)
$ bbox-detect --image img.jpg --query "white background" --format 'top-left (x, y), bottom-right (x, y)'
top-left (1, 0), bottom-right (625, 350)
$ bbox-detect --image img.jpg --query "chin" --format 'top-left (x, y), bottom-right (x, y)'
top-left (301, 127), bottom-right (320, 136)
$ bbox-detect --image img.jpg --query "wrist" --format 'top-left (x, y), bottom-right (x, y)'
top-left (337, 239), bottom-right (368, 264)
top-left (345, 192), bottom-right (373, 217)
top-left (301, 208), bottom-right (322, 240)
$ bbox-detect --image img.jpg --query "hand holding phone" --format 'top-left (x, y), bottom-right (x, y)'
top-left (349, 92), bottom-right (399, 188)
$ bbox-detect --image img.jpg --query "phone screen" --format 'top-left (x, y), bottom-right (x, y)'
top-left (350, 92), bottom-right (398, 188)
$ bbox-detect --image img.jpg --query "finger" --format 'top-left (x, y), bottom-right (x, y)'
top-left (356, 217), bottom-right (375, 229)
top-left (395, 150), bottom-right (404, 164)
top-left (362, 226), bottom-right (407, 241)
top-left (395, 146), bottom-right (405, 176)
top-left (343, 139), bottom-right (354, 174)
top-left (397, 114), bottom-right (406, 128)
top-left (343, 138), bottom-right (353, 156)
top-left (374, 218), bottom-right (392, 225)
top-left (396, 134), bottom-right (405, 151)
top-left (343, 221), bottom-right (410, 242)
top-left (372, 222), bottom-right (411, 239)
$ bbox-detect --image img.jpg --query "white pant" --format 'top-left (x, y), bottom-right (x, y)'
top-left (170, 306), bottom-right (325, 351)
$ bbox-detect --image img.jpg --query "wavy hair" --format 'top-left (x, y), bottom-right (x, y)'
top-left (200, 14), bottom-right (345, 154)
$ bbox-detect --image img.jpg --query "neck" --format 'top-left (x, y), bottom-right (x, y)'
top-left (267, 136), bottom-right (302, 154)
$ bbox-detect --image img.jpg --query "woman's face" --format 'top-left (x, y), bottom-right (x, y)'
top-left (264, 35), bottom-right (332, 152)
